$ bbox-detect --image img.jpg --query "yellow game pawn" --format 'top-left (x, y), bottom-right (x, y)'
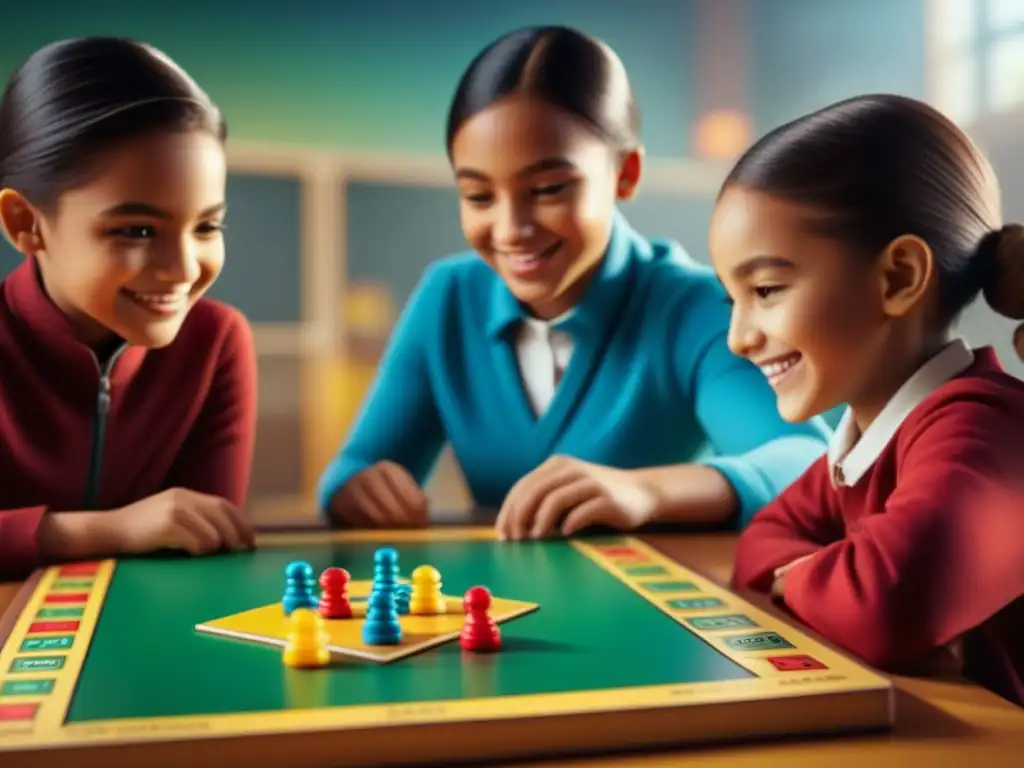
top-left (283, 607), bottom-right (330, 668)
top-left (409, 565), bottom-right (446, 615)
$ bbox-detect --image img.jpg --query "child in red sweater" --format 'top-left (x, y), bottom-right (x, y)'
top-left (0, 38), bottom-right (257, 580)
top-left (710, 94), bottom-right (1024, 706)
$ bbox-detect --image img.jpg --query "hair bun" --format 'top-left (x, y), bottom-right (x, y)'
top-left (981, 223), bottom-right (1024, 319)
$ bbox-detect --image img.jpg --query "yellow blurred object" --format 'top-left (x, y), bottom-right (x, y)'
top-left (343, 282), bottom-right (397, 338)
top-left (301, 350), bottom-right (380, 496)
top-left (693, 109), bottom-right (751, 159)
top-left (301, 282), bottom-right (399, 496)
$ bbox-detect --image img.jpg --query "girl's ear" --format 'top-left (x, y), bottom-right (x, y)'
top-left (615, 148), bottom-right (644, 201)
top-left (0, 189), bottom-right (44, 255)
top-left (875, 233), bottom-right (934, 318)
top-left (1014, 323), bottom-right (1024, 362)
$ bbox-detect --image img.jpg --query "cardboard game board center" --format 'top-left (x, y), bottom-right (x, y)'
top-left (195, 580), bottom-right (539, 663)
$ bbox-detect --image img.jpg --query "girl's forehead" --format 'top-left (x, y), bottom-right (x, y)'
top-left (711, 188), bottom-right (789, 254)
top-left (451, 97), bottom-right (608, 172)
top-left (54, 131), bottom-right (226, 219)
top-left (712, 188), bottom-right (830, 248)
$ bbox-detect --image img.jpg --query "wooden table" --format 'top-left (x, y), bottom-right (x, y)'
top-left (2, 529), bottom-right (1022, 767)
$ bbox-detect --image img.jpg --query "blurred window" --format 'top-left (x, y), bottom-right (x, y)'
top-left (932, 0), bottom-right (1024, 123)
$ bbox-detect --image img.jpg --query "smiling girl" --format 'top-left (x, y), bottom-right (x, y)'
top-left (317, 26), bottom-right (830, 539)
top-left (714, 94), bottom-right (1024, 705)
top-left (0, 38), bottom-right (257, 578)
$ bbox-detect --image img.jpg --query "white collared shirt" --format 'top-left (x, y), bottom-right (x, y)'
top-left (827, 338), bottom-right (976, 487)
top-left (514, 314), bottom-right (574, 416)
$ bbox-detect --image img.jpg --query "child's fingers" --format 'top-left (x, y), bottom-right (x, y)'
top-left (530, 479), bottom-right (597, 539)
top-left (366, 469), bottom-right (409, 523)
top-left (350, 479), bottom-right (390, 527)
top-left (561, 498), bottom-right (614, 537)
top-left (495, 478), bottom-right (529, 540)
top-left (170, 514), bottom-right (219, 555)
top-left (381, 465), bottom-right (428, 525)
top-left (200, 499), bottom-right (249, 550)
top-left (506, 470), bottom-right (572, 540)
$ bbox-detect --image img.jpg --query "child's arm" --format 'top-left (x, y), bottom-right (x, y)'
top-left (1, 488), bottom-right (258, 581)
top-left (0, 505), bottom-right (49, 578)
top-left (316, 265), bottom-right (448, 516)
top-left (0, 507), bottom-right (124, 580)
top-left (774, 396), bottom-right (1024, 670)
top-left (729, 458), bottom-right (845, 593)
top-left (669, 275), bottom-right (832, 527)
top-left (166, 307), bottom-right (258, 507)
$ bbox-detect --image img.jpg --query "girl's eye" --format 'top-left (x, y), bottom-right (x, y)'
top-left (197, 221), bottom-right (226, 235)
top-left (755, 285), bottom-right (785, 299)
top-left (111, 225), bottom-right (156, 239)
top-left (533, 182), bottom-right (568, 196)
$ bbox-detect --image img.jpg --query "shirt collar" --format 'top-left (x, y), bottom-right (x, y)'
top-left (828, 337), bottom-right (976, 487)
top-left (520, 308), bottom-right (573, 332)
top-left (4, 257), bottom-right (147, 384)
top-left (486, 209), bottom-right (638, 340)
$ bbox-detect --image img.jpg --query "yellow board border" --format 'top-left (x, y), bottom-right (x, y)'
top-left (0, 529), bottom-right (894, 755)
top-left (0, 559), bottom-right (114, 739)
top-left (570, 539), bottom-right (886, 681)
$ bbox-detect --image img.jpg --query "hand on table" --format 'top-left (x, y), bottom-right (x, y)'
top-left (112, 487), bottom-right (255, 556)
top-left (496, 456), bottom-right (657, 541)
top-left (329, 460), bottom-right (429, 528)
top-left (771, 553), bottom-right (815, 599)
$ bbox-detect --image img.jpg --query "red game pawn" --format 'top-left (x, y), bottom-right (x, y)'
top-left (460, 586), bottom-right (501, 652)
top-left (318, 567), bottom-right (352, 619)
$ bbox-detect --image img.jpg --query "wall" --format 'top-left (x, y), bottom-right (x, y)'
top-left (0, 0), bottom-right (701, 158)
top-left (749, 0), bottom-right (927, 133)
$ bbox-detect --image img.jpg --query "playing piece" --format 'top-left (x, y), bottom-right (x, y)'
top-left (460, 586), bottom-right (501, 652)
top-left (318, 567), bottom-right (352, 619)
top-left (282, 560), bottom-right (319, 616)
top-left (283, 608), bottom-right (330, 668)
top-left (370, 547), bottom-right (401, 611)
top-left (395, 583), bottom-right (411, 615)
top-left (409, 564), bottom-right (445, 615)
top-left (372, 547), bottom-right (400, 588)
top-left (373, 546), bottom-right (399, 570)
top-left (361, 590), bottom-right (402, 646)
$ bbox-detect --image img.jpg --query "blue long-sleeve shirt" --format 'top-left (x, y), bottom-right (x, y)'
top-left (318, 213), bottom-right (831, 527)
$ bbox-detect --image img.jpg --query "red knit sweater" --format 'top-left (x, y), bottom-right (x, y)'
top-left (0, 259), bottom-right (257, 579)
top-left (732, 348), bottom-right (1024, 706)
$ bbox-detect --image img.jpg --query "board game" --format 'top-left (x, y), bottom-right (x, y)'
top-left (0, 527), bottom-right (894, 767)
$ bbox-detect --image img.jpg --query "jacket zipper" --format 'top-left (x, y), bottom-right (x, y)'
top-left (83, 344), bottom-right (127, 510)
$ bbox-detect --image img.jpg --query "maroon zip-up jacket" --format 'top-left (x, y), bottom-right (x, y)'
top-left (0, 258), bottom-right (257, 579)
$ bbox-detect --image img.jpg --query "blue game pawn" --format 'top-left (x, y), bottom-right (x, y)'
top-left (374, 546), bottom-right (399, 568)
top-left (372, 547), bottom-right (400, 587)
top-left (282, 560), bottom-right (319, 616)
top-left (361, 589), bottom-right (402, 645)
top-left (371, 546), bottom-right (401, 608)
top-left (395, 583), bottom-right (411, 615)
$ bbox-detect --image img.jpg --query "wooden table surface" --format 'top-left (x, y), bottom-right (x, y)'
top-left (2, 528), bottom-right (1022, 768)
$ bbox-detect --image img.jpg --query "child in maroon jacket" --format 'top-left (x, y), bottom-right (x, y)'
top-left (0, 37), bottom-right (257, 580)
top-left (710, 93), bottom-right (1024, 706)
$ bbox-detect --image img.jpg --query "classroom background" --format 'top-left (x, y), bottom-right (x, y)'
top-left (1, 0), bottom-right (1021, 522)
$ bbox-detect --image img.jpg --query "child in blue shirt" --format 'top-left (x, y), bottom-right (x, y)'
top-left (318, 26), bottom-right (831, 539)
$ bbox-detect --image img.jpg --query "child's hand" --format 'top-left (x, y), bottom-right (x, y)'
top-left (771, 554), bottom-right (816, 599)
top-left (112, 488), bottom-right (255, 556)
top-left (329, 461), bottom-right (429, 528)
top-left (496, 456), bottom-right (657, 540)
